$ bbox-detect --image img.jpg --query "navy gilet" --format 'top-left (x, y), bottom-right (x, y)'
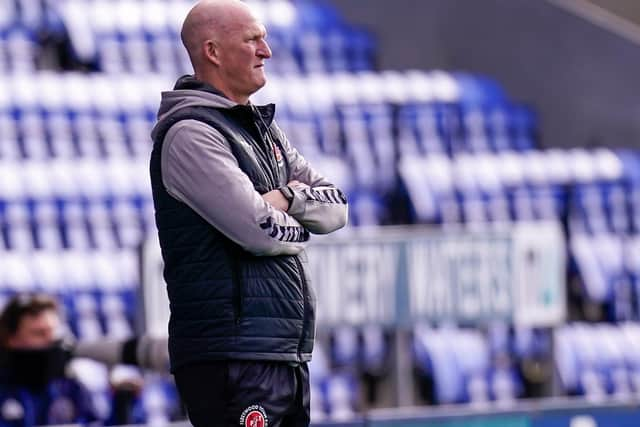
top-left (150, 103), bottom-right (315, 372)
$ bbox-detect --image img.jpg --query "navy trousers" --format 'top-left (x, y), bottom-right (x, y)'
top-left (174, 361), bottom-right (310, 427)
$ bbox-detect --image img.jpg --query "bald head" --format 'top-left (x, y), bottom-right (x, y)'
top-left (179, 0), bottom-right (271, 104)
top-left (181, 0), bottom-right (255, 70)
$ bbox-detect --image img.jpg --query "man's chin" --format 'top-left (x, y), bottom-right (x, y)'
top-left (255, 77), bottom-right (267, 91)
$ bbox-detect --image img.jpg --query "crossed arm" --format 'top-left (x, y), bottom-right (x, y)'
top-left (161, 119), bottom-right (348, 257)
top-left (263, 123), bottom-right (349, 234)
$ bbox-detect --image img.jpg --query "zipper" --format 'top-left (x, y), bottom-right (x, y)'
top-left (252, 105), bottom-right (281, 187)
top-left (293, 255), bottom-right (308, 360)
top-left (228, 106), bottom-right (278, 190)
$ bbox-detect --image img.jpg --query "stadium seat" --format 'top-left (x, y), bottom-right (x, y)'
top-left (331, 326), bottom-right (360, 370)
top-left (324, 374), bottom-right (357, 421)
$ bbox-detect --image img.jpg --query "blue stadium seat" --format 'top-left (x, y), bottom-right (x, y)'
top-left (361, 325), bottom-right (388, 376)
top-left (323, 373), bottom-right (358, 421)
top-left (132, 373), bottom-right (182, 424)
top-left (619, 323), bottom-right (640, 393)
top-left (413, 325), bottom-right (466, 404)
top-left (461, 106), bottom-right (492, 153)
top-left (310, 381), bottom-right (328, 422)
top-left (452, 329), bottom-right (491, 405)
top-left (0, 28), bottom-right (37, 72)
top-left (331, 326), bottom-right (359, 370)
top-left (489, 366), bottom-right (521, 406)
top-left (73, 292), bottom-right (104, 340)
top-left (67, 358), bottom-right (112, 420)
top-left (555, 323), bottom-right (640, 399)
top-left (454, 73), bottom-right (506, 106)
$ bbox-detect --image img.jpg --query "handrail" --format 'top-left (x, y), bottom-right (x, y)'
top-left (367, 395), bottom-right (640, 420)
top-left (545, 0), bottom-right (640, 46)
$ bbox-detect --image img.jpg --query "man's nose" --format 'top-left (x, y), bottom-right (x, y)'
top-left (258, 39), bottom-right (272, 59)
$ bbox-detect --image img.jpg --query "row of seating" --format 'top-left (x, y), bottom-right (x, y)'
top-left (2, 0), bottom-right (60, 30)
top-left (0, 0), bottom-right (375, 74)
top-left (0, 158), bottom-right (150, 198)
top-left (555, 323), bottom-right (640, 400)
top-left (570, 234), bottom-right (640, 314)
top-left (0, 150), bottom-right (637, 233)
top-left (570, 182), bottom-right (640, 236)
top-left (1, 0), bottom-right (303, 33)
top-left (1, 212), bottom-right (151, 250)
top-left (0, 249), bottom-right (138, 339)
top-left (0, 149), bottom-right (635, 234)
top-left (0, 70), bottom-right (488, 115)
top-left (0, 72), bottom-right (519, 204)
top-left (398, 149), bottom-right (632, 226)
top-left (0, 111), bottom-right (153, 159)
top-left (412, 324), bottom-right (528, 406)
top-left (0, 72), bottom-right (507, 171)
top-left (69, 23), bottom-right (373, 75)
top-left (0, 249), bottom-right (138, 290)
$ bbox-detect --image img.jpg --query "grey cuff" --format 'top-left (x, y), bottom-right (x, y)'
top-left (287, 187), bottom-right (307, 217)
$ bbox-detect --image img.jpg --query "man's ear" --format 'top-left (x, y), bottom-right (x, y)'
top-left (204, 40), bottom-right (221, 66)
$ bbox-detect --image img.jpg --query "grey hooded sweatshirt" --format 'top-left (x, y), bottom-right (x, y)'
top-left (149, 76), bottom-right (348, 369)
top-left (151, 82), bottom-right (348, 256)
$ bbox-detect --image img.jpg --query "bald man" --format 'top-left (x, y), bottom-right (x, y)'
top-left (149, 1), bottom-right (348, 425)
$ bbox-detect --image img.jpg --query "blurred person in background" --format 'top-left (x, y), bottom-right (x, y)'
top-left (0, 293), bottom-right (99, 426)
top-left (0, 293), bottom-right (175, 427)
top-left (149, 0), bottom-right (348, 425)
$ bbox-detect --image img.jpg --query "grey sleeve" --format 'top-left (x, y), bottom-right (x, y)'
top-left (161, 120), bottom-right (309, 256)
top-left (273, 123), bottom-right (349, 234)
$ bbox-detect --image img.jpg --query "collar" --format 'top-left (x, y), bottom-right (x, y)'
top-left (173, 74), bottom-right (227, 98)
top-left (175, 75), bottom-right (276, 126)
top-left (231, 103), bottom-right (276, 127)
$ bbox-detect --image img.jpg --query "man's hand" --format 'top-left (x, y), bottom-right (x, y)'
top-left (262, 189), bottom-right (290, 212)
top-left (263, 181), bottom-right (312, 212)
top-left (287, 180), bottom-right (308, 191)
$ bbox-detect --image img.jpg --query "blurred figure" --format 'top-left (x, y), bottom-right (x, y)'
top-left (74, 335), bottom-right (178, 425)
top-left (0, 293), bottom-right (99, 426)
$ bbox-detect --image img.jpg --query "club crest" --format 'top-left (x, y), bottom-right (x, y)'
top-left (239, 404), bottom-right (268, 427)
top-left (273, 145), bottom-right (284, 166)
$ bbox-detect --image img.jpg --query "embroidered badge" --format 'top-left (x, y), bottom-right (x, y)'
top-left (273, 144), bottom-right (284, 166)
top-left (239, 404), bottom-right (268, 427)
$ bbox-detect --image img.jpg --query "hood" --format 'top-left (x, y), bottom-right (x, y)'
top-left (151, 75), bottom-right (239, 141)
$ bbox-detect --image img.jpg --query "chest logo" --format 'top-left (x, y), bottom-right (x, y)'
top-left (273, 145), bottom-right (284, 167)
top-left (239, 404), bottom-right (268, 427)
